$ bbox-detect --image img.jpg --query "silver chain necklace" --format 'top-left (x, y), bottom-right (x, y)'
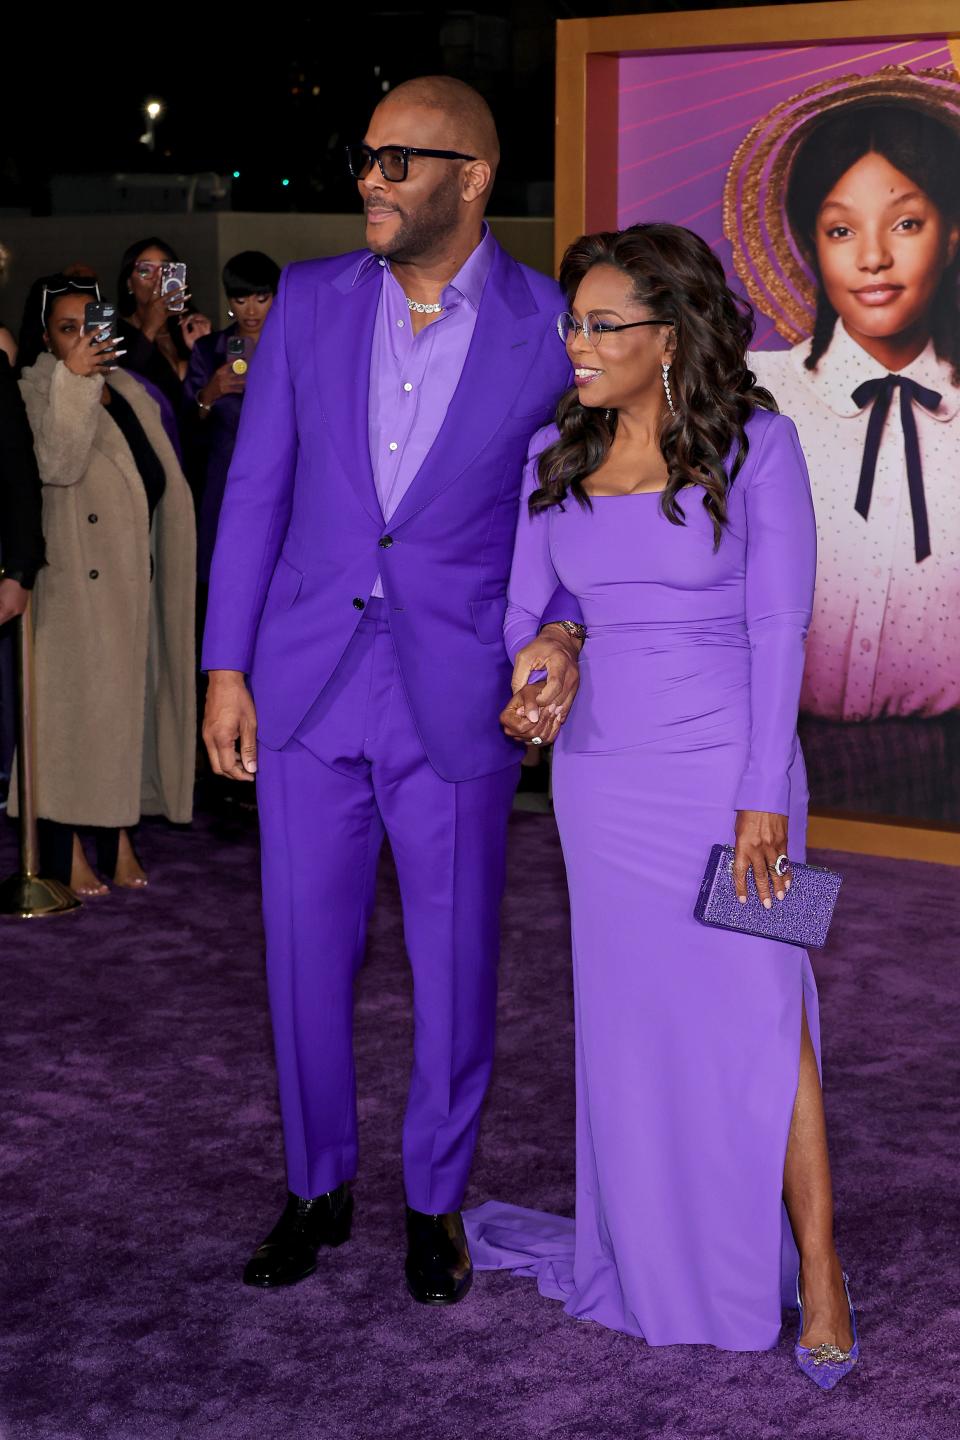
top-left (406, 298), bottom-right (444, 314)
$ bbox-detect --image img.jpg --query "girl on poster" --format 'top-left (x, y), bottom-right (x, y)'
top-left (737, 75), bottom-right (960, 821)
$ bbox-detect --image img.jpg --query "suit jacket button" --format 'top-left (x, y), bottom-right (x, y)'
top-left (378, 536), bottom-right (393, 549)
top-left (89, 569), bottom-right (99, 579)
top-left (352, 597), bottom-right (365, 610)
top-left (88, 513), bottom-right (98, 524)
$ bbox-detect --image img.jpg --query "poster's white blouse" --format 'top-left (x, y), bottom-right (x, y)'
top-left (750, 322), bottom-right (960, 722)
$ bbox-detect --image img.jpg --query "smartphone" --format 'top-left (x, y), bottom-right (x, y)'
top-left (226, 335), bottom-right (248, 375)
top-left (160, 261), bottom-right (187, 313)
top-left (84, 301), bottom-right (117, 344)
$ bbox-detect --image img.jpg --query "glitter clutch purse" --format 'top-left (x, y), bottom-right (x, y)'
top-left (694, 844), bottom-right (842, 949)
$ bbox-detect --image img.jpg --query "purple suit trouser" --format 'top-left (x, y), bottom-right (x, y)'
top-left (256, 599), bottom-right (519, 1212)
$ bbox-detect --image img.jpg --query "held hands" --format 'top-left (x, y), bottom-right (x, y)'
top-left (199, 362), bottom-right (247, 411)
top-left (203, 670), bottom-right (258, 781)
top-left (499, 624), bottom-right (582, 747)
top-left (733, 809), bottom-right (790, 908)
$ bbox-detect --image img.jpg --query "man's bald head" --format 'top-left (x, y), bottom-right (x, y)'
top-left (359, 76), bottom-right (499, 260)
top-left (376, 76), bottom-right (500, 174)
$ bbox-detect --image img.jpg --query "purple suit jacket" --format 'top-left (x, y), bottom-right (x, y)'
top-left (202, 239), bottom-right (578, 782)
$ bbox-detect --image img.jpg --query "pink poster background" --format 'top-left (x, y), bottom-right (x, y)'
top-left (616, 37), bottom-right (955, 350)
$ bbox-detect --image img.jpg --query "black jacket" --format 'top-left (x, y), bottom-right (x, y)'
top-left (0, 350), bottom-right (45, 585)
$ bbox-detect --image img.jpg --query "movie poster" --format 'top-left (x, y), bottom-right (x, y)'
top-left (616, 38), bottom-right (960, 823)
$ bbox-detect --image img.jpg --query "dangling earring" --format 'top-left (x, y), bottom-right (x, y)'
top-left (662, 362), bottom-right (676, 417)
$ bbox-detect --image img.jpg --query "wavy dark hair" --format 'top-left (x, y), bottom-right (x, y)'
top-left (531, 223), bottom-right (776, 547)
top-left (785, 102), bottom-right (960, 380)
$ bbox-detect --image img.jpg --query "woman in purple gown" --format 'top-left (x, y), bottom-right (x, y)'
top-left (466, 224), bottom-right (858, 1382)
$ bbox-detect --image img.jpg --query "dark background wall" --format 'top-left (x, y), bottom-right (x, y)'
top-left (0, 1), bottom-right (794, 218)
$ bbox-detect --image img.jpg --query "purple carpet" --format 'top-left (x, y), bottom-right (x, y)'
top-left (1, 806), bottom-right (957, 1440)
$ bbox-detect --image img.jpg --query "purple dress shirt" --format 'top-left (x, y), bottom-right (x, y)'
top-left (366, 224), bottom-right (496, 596)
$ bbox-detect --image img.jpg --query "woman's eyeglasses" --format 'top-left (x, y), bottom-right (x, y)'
top-left (345, 143), bottom-right (477, 184)
top-left (557, 312), bottom-right (667, 349)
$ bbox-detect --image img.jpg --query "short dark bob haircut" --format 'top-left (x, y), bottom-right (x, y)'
top-left (222, 251), bottom-right (281, 298)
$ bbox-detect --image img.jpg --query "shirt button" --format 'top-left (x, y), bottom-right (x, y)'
top-left (378, 259), bottom-right (386, 267)
top-left (89, 569), bottom-right (99, 580)
top-left (88, 513), bottom-right (98, 524)
top-left (378, 536), bottom-right (393, 549)
top-left (860, 638), bottom-right (872, 652)
top-left (396, 319), bottom-right (405, 328)
top-left (388, 441), bottom-right (398, 451)
top-left (403, 382), bottom-right (413, 392)
top-left (352, 597), bottom-right (365, 610)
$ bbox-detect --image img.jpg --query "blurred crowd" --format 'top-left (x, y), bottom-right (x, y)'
top-left (0, 236), bottom-right (282, 897)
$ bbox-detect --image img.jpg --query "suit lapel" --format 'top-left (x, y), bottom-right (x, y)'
top-left (388, 246), bottom-right (544, 529)
top-left (320, 260), bottom-right (383, 524)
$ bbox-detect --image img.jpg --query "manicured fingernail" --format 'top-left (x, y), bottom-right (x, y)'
top-left (763, 898), bottom-right (772, 909)
top-left (776, 890), bottom-right (785, 901)
top-left (738, 895), bottom-right (747, 905)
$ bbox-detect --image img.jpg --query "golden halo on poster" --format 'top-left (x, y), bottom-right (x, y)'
top-left (723, 64), bottom-right (960, 344)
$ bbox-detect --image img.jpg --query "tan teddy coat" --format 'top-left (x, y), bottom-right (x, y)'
top-left (11, 354), bottom-right (196, 827)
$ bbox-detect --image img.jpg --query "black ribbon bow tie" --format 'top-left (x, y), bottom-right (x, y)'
top-left (851, 374), bottom-right (942, 563)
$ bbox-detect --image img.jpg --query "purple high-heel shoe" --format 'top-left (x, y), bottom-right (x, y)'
top-left (794, 1270), bottom-right (859, 1390)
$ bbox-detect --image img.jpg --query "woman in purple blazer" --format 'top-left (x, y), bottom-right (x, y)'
top-left (468, 224), bottom-right (858, 1386)
top-left (185, 251), bottom-right (281, 584)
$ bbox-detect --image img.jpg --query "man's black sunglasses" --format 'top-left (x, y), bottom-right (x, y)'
top-left (346, 143), bottom-right (477, 183)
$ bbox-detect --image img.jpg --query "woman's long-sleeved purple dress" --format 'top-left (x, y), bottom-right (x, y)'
top-left (465, 407), bottom-right (821, 1351)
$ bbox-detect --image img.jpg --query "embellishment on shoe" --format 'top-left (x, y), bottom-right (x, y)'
top-left (807, 1343), bottom-right (857, 1367)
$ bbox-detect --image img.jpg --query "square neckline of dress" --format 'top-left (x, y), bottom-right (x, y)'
top-left (582, 488), bottom-right (667, 498)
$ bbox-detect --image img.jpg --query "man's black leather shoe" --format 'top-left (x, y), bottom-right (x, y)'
top-left (404, 1206), bottom-right (473, 1305)
top-left (243, 1185), bottom-right (353, 1288)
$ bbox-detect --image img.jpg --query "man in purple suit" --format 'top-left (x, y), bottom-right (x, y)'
top-left (202, 76), bottom-right (579, 1303)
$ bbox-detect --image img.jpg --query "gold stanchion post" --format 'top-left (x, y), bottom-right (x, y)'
top-left (0, 595), bottom-right (79, 917)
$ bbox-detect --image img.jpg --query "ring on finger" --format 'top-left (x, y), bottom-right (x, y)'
top-left (531, 735), bottom-right (543, 746)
